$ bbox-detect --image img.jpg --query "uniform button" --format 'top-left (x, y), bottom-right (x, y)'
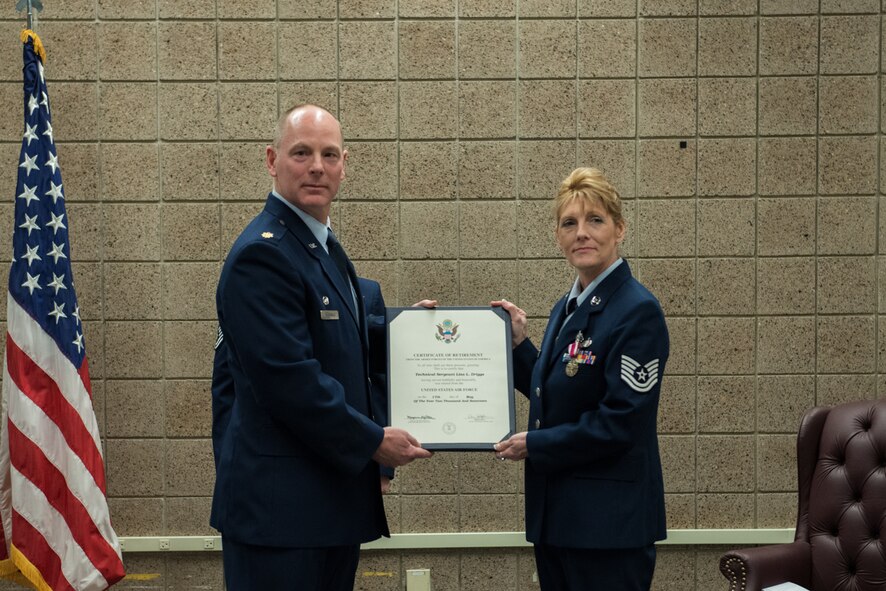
top-left (535, 387), bottom-right (541, 398)
top-left (534, 419), bottom-right (540, 429)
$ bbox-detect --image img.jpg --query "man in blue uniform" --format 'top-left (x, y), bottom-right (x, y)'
top-left (211, 104), bottom-right (431, 589)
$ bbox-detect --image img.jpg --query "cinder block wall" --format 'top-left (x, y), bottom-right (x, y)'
top-left (0, 0), bottom-right (883, 589)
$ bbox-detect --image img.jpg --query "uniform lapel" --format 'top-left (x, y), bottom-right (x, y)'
top-left (537, 295), bottom-right (568, 373)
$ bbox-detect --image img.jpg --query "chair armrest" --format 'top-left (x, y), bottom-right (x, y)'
top-left (719, 541), bottom-right (811, 591)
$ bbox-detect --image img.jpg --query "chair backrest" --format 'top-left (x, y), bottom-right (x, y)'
top-left (798, 399), bottom-right (886, 591)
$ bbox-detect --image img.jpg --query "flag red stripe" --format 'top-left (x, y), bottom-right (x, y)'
top-left (8, 422), bottom-right (123, 582)
top-left (5, 334), bottom-right (105, 491)
top-left (10, 510), bottom-right (75, 591)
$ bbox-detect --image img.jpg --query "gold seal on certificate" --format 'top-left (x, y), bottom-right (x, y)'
top-left (386, 307), bottom-right (515, 450)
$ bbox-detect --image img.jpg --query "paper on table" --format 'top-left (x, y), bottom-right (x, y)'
top-left (763, 583), bottom-right (811, 591)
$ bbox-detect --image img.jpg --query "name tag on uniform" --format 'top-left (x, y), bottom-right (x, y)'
top-left (320, 310), bottom-right (340, 320)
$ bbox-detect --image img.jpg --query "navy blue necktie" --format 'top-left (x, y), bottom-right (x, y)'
top-left (565, 297), bottom-right (578, 315)
top-left (326, 230), bottom-right (351, 285)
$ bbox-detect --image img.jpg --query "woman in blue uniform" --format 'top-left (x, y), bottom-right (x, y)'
top-left (494, 167), bottom-right (669, 591)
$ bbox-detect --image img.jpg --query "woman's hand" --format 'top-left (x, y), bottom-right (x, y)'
top-left (494, 432), bottom-right (528, 462)
top-left (491, 298), bottom-right (528, 348)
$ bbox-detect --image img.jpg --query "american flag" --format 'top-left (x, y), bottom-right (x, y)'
top-left (0, 31), bottom-right (125, 590)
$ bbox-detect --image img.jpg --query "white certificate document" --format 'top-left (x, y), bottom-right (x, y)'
top-left (387, 307), bottom-right (515, 450)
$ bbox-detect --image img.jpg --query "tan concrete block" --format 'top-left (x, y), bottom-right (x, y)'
top-left (819, 136), bottom-right (878, 195)
top-left (698, 78), bottom-right (756, 136)
top-left (666, 317), bottom-right (696, 376)
top-left (697, 199), bottom-right (754, 257)
top-left (339, 142), bottom-right (397, 201)
top-left (518, 80), bottom-right (576, 138)
top-left (818, 256), bottom-right (876, 314)
top-left (516, 201), bottom-right (557, 259)
top-left (516, 548), bottom-right (540, 591)
top-left (458, 21), bottom-right (516, 79)
top-left (697, 258), bottom-right (754, 316)
top-left (340, 0), bottom-right (395, 17)
top-left (105, 321), bottom-right (162, 378)
top-left (159, 0), bottom-right (215, 18)
top-left (340, 82), bottom-right (397, 140)
top-left (396, 454), bottom-right (458, 493)
top-left (219, 83), bottom-right (276, 141)
top-left (82, 321), bottom-right (104, 379)
top-left (399, 21), bottom-right (456, 80)
top-left (400, 202), bottom-right (457, 259)
top-left (162, 262), bottom-right (218, 320)
top-left (759, 17), bottom-right (818, 75)
top-left (700, 0), bottom-right (757, 13)
top-left (0, 145), bottom-right (19, 200)
top-left (818, 374), bottom-right (876, 406)
top-left (100, 143), bottom-right (159, 201)
top-left (384, 496), bottom-right (401, 534)
top-left (638, 258), bottom-right (695, 317)
top-left (400, 260), bottom-right (459, 306)
top-left (100, 83), bottom-right (157, 141)
top-left (399, 142), bottom-right (457, 200)
top-left (278, 0), bottom-right (335, 18)
top-left (823, 0), bottom-right (879, 10)
top-left (0, 84), bottom-right (18, 140)
top-left (459, 453), bottom-right (519, 493)
top-left (578, 19), bottom-right (635, 78)
top-left (164, 320), bottom-right (214, 379)
top-left (461, 551), bottom-right (518, 588)
top-left (578, 140), bottom-right (635, 199)
top-left (759, 77), bottom-right (816, 136)
top-left (161, 143), bottom-right (219, 201)
top-left (459, 260), bottom-right (519, 307)
top-left (400, 81), bottom-right (457, 139)
top-left (218, 22), bottom-right (276, 80)
top-left (401, 495), bottom-right (458, 532)
top-left (107, 438), bottom-right (164, 496)
top-left (49, 83), bottom-right (99, 142)
top-left (757, 198), bottom-right (815, 257)
top-left (697, 317), bottom-right (755, 375)
top-left (166, 439), bottom-right (214, 497)
top-left (459, 0), bottom-right (514, 16)
top-left (220, 143), bottom-right (269, 200)
top-left (99, 22), bottom-right (156, 81)
top-left (579, 0), bottom-right (634, 16)
top-left (821, 15), bottom-right (879, 74)
top-left (758, 137), bottom-right (817, 196)
top-left (459, 201), bottom-right (516, 259)
top-left (165, 380), bottom-right (212, 438)
top-left (340, 202), bottom-right (398, 259)
top-left (757, 375), bottom-right (815, 433)
top-left (637, 199), bottom-right (695, 257)
top-left (880, 260), bottom-right (886, 313)
top-left (757, 316), bottom-right (816, 374)
top-left (638, 18), bottom-right (696, 77)
top-left (98, 0), bottom-right (155, 17)
top-left (640, 0), bottom-right (695, 14)
top-left (757, 257), bottom-right (815, 315)
top-left (278, 82), bottom-right (338, 117)
top-left (459, 80), bottom-right (516, 139)
top-left (698, 493), bottom-right (754, 528)
top-left (166, 550), bottom-right (224, 587)
top-left (59, 143), bottom-right (99, 202)
top-left (698, 17), bottom-right (756, 76)
top-left (338, 22), bottom-right (395, 81)
top-left (221, 202), bottom-right (264, 253)
top-left (400, 0), bottom-right (454, 17)
top-left (71, 262), bottom-right (103, 321)
top-left (579, 79), bottom-right (635, 138)
top-left (637, 140), bottom-right (694, 198)
top-left (458, 141), bottom-right (517, 199)
top-left (517, 259), bottom-right (574, 317)
top-left (106, 380), bottom-right (163, 438)
top-left (658, 376), bottom-right (696, 434)
top-left (653, 547), bottom-right (696, 590)
top-left (820, 75), bottom-right (878, 135)
top-left (460, 494), bottom-right (520, 531)
top-left (26, 0), bottom-right (95, 18)
top-left (757, 435), bottom-right (796, 492)
top-left (354, 552), bottom-right (400, 588)
top-left (818, 196), bottom-right (876, 255)
top-left (279, 22), bottom-right (337, 80)
top-left (104, 263), bottom-right (162, 320)
top-left (761, 0), bottom-right (817, 12)
top-left (40, 22), bottom-right (97, 80)
top-left (638, 78), bottom-right (695, 137)
top-left (519, 141), bottom-right (576, 199)
top-left (519, 0), bottom-right (573, 16)
top-left (817, 315), bottom-right (876, 373)
top-left (159, 83), bottom-right (218, 141)
top-left (163, 202), bottom-right (221, 261)
top-left (698, 138), bottom-right (755, 197)
top-left (107, 498), bottom-right (164, 537)
top-left (104, 203), bottom-right (161, 261)
top-left (696, 435), bottom-right (754, 492)
top-left (519, 20), bottom-right (575, 79)
top-left (67, 203), bottom-right (104, 262)
top-left (659, 435), bottom-right (696, 492)
top-left (756, 492), bottom-right (798, 528)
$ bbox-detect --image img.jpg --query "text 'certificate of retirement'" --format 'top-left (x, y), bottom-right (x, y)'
top-left (387, 307), bottom-right (515, 451)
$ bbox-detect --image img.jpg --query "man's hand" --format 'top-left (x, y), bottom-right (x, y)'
top-left (412, 299), bottom-right (438, 308)
top-left (372, 427), bottom-right (433, 467)
top-left (494, 431), bottom-right (528, 461)
top-left (490, 299), bottom-right (528, 348)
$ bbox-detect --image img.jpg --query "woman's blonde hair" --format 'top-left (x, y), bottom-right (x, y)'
top-left (554, 167), bottom-right (624, 227)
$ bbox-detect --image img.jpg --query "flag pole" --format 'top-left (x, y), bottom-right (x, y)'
top-left (26, 0), bottom-right (32, 30)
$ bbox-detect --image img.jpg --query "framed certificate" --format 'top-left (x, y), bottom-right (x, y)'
top-left (386, 306), bottom-right (515, 451)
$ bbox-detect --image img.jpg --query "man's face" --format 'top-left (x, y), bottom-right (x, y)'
top-left (266, 107), bottom-right (347, 222)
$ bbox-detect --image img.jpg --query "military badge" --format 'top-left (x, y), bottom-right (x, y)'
top-left (435, 319), bottom-right (460, 343)
top-left (620, 355), bottom-right (659, 392)
top-left (563, 331), bottom-right (595, 377)
top-left (261, 231), bottom-right (273, 239)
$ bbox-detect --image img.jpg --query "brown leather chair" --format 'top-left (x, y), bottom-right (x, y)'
top-left (719, 399), bottom-right (886, 591)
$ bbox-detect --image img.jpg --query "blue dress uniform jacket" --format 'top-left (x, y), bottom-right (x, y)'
top-left (513, 261), bottom-right (668, 549)
top-left (210, 195), bottom-right (388, 548)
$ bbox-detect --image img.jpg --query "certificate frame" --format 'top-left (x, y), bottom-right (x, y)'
top-left (386, 306), bottom-right (515, 451)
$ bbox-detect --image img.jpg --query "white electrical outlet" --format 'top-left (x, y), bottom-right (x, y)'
top-left (405, 568), bottom-right (431, 591)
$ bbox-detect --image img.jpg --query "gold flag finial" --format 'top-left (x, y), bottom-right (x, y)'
top-left (20, 29), bottom-right (46, 64)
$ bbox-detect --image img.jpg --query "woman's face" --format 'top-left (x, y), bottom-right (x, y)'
top-left (556, 197), bottom-right (625, 287)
